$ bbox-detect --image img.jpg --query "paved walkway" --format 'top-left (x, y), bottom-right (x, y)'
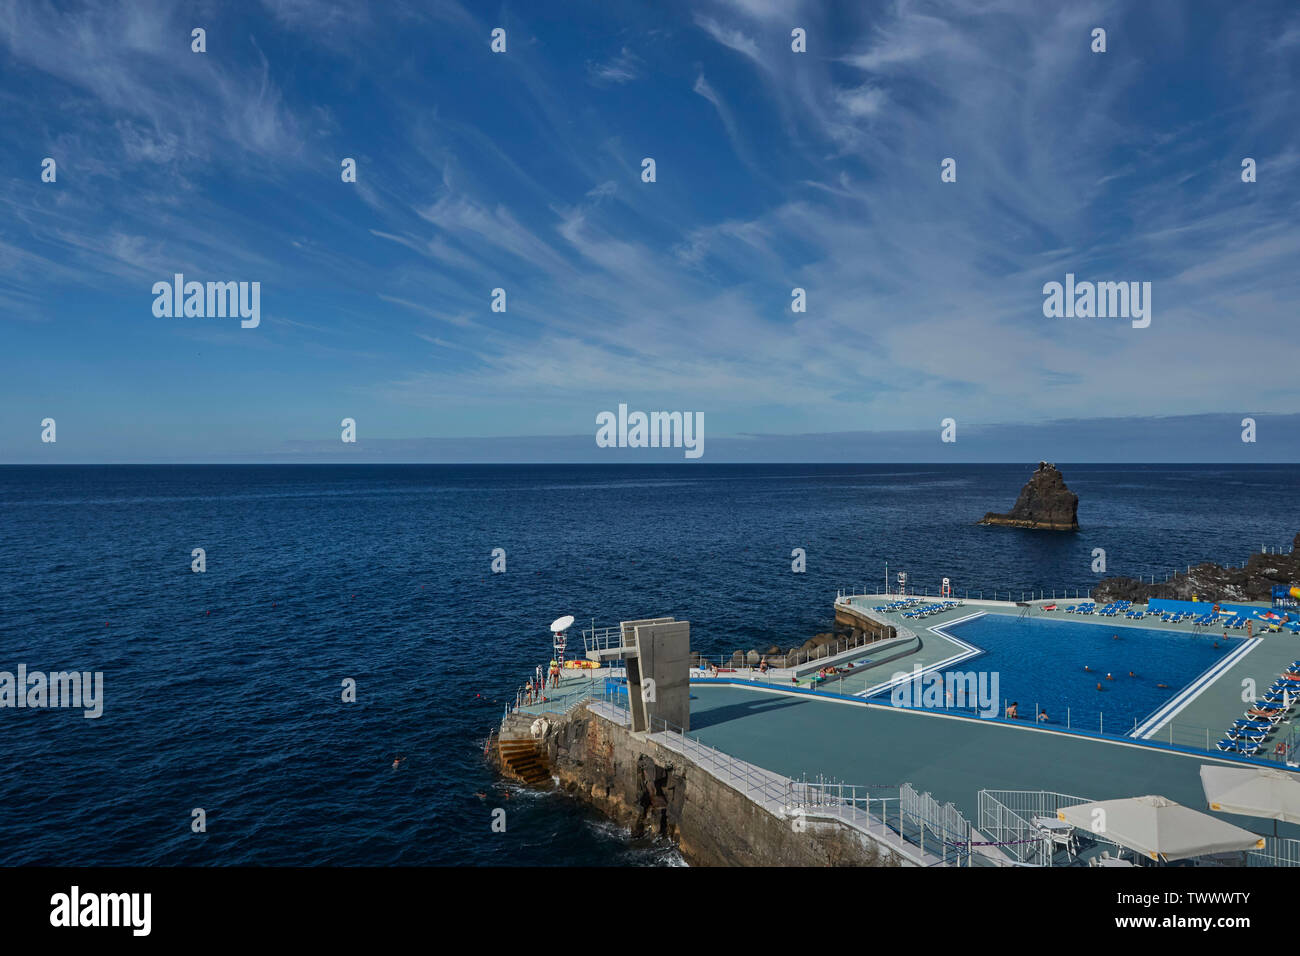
top-left (684, 683), bottom-right (1300, 842)
top-left (587, 699), bottom-right (943, 866)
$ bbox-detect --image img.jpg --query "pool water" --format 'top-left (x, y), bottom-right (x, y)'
top-left (877, 613), bottom-right (1243, 733)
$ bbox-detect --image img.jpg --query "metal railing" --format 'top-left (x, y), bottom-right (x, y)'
top-left (508, 672), bottom-right (610, 717)
top-left (692, 633), bottom-right (900, 675)
top-left (1248, 835), bottom-right (1300, 867)
top-left (600, 689), bottom-right (1001, 865)
top-left (840, 587), bottom-right (1099, 602)
top-left (582, 624), bottom-right (625, 655)
top-left (899, 783), bottom-right (977, 866)
top-left (978, 789), bottom-right (1095, 866)
top-left (836, 598), bottom-right (919, 640)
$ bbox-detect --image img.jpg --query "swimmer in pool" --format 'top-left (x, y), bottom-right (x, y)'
top-left (1156, 682), bottom-right (1169, 689)
top-left (1106, 673), bottom-right (1114, 681)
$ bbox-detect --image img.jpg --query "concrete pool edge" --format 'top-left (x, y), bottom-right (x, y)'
top-left (1133, 636), bottom-right (1262, 738)
top-left (686, 678), bottom-right (1300, 772)
top-left (927, 608), bottom-right (1256, 741)
top-left (852, 610), bottom-right (988, 698)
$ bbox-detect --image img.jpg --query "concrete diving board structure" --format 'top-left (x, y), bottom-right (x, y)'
top-left (587, 616), bottom-right (691, 733)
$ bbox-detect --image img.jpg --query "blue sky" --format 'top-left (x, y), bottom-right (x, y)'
top-left (2, 0), bottom-right (1299, 462)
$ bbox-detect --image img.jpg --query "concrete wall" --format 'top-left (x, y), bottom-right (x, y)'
top-left (529, 704), bottom-right (903, 867)
top-left (635, 620), bottom-right (691, 732)
top-left (834, 601), bottom-right (899, 640)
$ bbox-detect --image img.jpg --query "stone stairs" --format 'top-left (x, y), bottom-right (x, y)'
top-left (497, 737), bottom-right (552, 786)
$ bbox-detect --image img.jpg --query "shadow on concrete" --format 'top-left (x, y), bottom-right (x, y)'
top-left (689, 693), bottom-right (809, 730)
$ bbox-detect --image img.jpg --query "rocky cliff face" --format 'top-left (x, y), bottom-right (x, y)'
top-left (524, 705), bottom-right (898, 866)
top-left (1093, 532), bottom-right (1300, 604)
top-left (979, 461), bottom-right (1079, 531)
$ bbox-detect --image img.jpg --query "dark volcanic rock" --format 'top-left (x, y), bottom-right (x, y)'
top-left (1093, 533), bottom-right (1300, 604)
top-left (979, 461), bottom-right (1079, 531)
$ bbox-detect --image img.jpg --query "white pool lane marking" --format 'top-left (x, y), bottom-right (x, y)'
top-left (854, 611), bottom-right (987, 698)
top-left (1132, 636), bottom-right (1262, 739)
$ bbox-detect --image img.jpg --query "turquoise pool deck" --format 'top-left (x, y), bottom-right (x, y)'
top-left (514, 670), bottom-right (613, 716)
top-left (685, 682), bottom-right (1300, 842)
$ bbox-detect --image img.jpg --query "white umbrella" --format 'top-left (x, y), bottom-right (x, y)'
top-left (1058, 795), bottom-right (1265, 862)
top-left (1201, 764), bottom-right (1300, 835)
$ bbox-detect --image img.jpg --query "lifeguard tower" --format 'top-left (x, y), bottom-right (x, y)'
top-left (551, 614), bottom-right (573, 667)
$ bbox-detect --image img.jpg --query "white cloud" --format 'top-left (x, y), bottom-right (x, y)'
top-left (694, 14), bottom-right (763, 64)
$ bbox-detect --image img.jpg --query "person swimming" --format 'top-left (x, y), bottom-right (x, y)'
top-left (392, 756), bottom-right (405, 770)
top-left (1106, 672), bottom-right (1114, 681)
top-left (1097, 683), bottom-right (1103, 691)
top-left (1128, 671), bottom-right (1136, 678)
top-left (1084, 665), bottom-right (1091, 672)
top-left (1156, 682), bottom-right (1169, 689)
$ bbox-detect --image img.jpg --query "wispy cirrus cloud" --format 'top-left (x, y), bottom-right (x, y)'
top-left (587, 46), bottom-right (643, 85)
top-left (1, 0), bottom-right (1299, 461)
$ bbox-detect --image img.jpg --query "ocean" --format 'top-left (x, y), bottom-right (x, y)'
top-left (0, 463), bottom-right (1295, 866)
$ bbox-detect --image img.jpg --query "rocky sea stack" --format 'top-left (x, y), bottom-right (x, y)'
top-left (979, 461), bottom-right (1079, 531)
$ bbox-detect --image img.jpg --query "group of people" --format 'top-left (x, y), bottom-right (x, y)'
top-left (523, 660), bottom-right (563, 705)
top-left (1004, 701), bottom-right (1050, 723)
top-left (815, 662), bottom-right (854, 682)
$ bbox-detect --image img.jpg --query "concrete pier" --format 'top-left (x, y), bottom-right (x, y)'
top-left (511, 698), bottom-right (920, 866)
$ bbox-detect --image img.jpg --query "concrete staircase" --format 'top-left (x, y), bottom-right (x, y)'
top-left (497, 737), bottom-right (552, 786)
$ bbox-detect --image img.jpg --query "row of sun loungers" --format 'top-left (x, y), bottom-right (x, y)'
top-left (1055, 602), bottom-right (1300, 633)
top-left (871, 598), bottom-right (963, 619)
top-left (1216, 661), bottom-right (1300, 756)
top-left (901, 600), bottom-right (961, 619)
top-left (1060, 602), bottom-right (1133, 616)
top-left (873, 599), bottom-right (926, 613)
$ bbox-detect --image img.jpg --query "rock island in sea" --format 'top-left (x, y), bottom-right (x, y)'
top-left (978, 461), bottom-right (1079, 531)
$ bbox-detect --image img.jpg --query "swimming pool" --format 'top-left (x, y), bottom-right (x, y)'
top-left (873, 613), bottom-right (1245, 734)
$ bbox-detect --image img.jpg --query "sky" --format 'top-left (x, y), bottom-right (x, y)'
top-left (2, 0), bottom-right (1299, 463)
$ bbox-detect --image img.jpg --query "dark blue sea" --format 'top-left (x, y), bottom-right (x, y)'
top-left (1, 463), bottom-right (1296, 866)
